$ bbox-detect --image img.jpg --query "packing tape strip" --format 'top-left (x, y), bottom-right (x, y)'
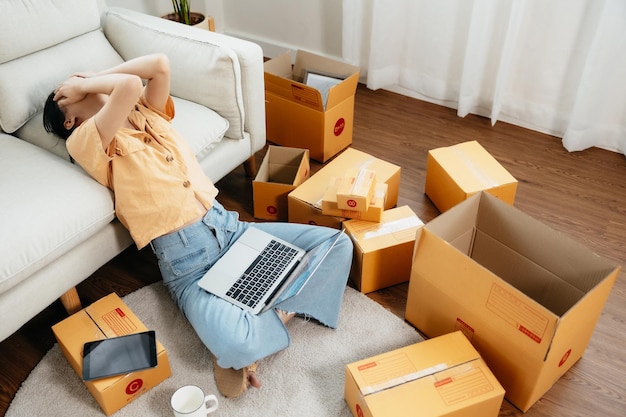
top-left (452, 147), bottom-right (500, 189)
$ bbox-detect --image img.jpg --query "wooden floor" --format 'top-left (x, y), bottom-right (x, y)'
top-left (1, 85), bottom-right (625, 416)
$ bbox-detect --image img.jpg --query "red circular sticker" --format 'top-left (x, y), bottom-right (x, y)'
top-left (334, 118), bottom-right (345, 136)
top-left (558, 349), bottom-right (572, 367)
top-left (126, 378), bottom-right (143, 395)
top-left (356, 404), bottom-right (364, 417)
top-left (266, 205), bottom-right (278, 215)
top-left (347, 199), bottom-right (357, 208)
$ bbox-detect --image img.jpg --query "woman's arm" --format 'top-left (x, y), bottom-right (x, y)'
top-left (89, 53), bottom-right (171, 112)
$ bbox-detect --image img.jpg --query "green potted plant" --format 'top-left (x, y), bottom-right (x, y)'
top-left (164, 0), bottom-right (206, 26)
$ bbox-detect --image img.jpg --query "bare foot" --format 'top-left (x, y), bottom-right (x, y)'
top-left (276, 309), bottom-right (296, 325)
top-left (247, 369), bottom-right (262, 389)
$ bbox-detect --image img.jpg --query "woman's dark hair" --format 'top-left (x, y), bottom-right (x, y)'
top-left (43, 91), bottom-right (74, 140)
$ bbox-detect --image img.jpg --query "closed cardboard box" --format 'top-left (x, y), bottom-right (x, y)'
top-left (345, 331), bottom-right (505, 417)
top-left (405, 192), bottom-right (620, 411)
top-left (288, 148), bottom-right (400, 229)
top-left (264, 50), bottom-right (360, 162)
top-left (336, 168), bottom-right (377, 211)
top-left (322, 180), bottom-right (387, 223)
top-left (253, 145), bottom-right (310, 221)
top-left (343, 205), bottom-right (423, 293)
top-left (425, 140), bottom-right (517, 212)
top-left (52, 293), bottom-right (171, 416)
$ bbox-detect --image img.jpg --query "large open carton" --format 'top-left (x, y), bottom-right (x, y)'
top-left (425, 140), bottom-right (518, 212)
top-left (264, 50), bottom-right (360, 162)
top-left (288, 148), bottom-right (400, 228)
top-left (345, 331), bottom-right (505, 417)
top-left (52, 293), bottom-right (171, 415)
top-left (405, 192), bottom-right (620, 411)
top-left (253, 145), bottom-right (310, 221)
top-left (343, 205), bottom-right (423, 293)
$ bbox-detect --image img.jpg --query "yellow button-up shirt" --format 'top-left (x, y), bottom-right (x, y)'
top-left (66, 94), bottom-right (218, 249)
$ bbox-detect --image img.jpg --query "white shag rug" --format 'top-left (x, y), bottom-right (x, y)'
top-left (6, 283), bottom-right (422, 417)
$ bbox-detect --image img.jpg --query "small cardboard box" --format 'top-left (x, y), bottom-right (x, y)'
top-left (322, 180), bottom-right (387, 222)
top-left (425, 140), bottom-right (518, 212)
top-left (253, 145), bottom-right (310, 220)
top-left (264, 50), bottom-right (360, 162)
top-left (405, 192), bottom-right (620, 411)
top-left (288, 148), bottom-right (400, 228)
top-left (343, 205), bottom-right (424, 293)
top-left (52, 293), bottom-right (172, 416)
top-left (336, 168), bottom-right (377, 211)
top-left (345, 331), bottom-right (505, 417)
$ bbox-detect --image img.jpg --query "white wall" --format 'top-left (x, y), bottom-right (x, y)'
top-left (105, 0), bottom-right (342, 59)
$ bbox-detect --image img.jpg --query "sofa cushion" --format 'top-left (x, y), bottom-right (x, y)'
top-left (0, 31), bottom-right (124, 134)
top-left (0, 134), bottom-right (115, 295)
top-left (170, 97), bottom-right (229, 160)
top-left (103, 8), bottom-right (246, 140)
top-left (0, 0), bottom-right (102, 64)
top-left (0, 0), bottom-right (121, 134)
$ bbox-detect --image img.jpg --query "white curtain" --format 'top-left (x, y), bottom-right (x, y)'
top-left (342, 0), bottom-right (626, 155)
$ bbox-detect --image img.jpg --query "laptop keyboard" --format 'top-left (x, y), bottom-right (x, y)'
top-left (226, 239), bottom-right (300, 309)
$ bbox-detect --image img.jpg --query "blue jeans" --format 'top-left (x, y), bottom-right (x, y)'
top-left (150, 200), bottom-right (353, 369)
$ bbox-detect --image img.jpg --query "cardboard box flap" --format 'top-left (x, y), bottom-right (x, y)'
top-left (348, 332), bottom-right (481, 396)
top-left (265, 50), bottom-right (360, 112)
top-left (413, 228), bottom-right (559, 358)
top-left (263, 51), bottom-right (293, 79)
top-left (473, 193), bottom-right (619, 314)
top-left (430, 141), bottom-right (517, 193)
top-left (425, 193), bottom-right (619, 316)
top-left (292, 49), bottom-right (360, 109)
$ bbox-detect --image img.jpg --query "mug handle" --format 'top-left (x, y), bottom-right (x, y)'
top-left (204, 394), bottom-right (219, 414)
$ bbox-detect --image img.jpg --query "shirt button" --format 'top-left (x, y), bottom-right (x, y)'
top-left (144, 137), bottom-right (152, 144)
top-left (166, 155), bottom-right (174, 162)
top-left (183, 180), bottom-right (191, 188)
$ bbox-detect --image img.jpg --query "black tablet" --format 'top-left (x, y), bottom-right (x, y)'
top-left (82, 330), bottom-right (158, 381)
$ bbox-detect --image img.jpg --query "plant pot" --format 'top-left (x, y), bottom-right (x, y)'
top-left (162, 12), bottom-right (207, 28)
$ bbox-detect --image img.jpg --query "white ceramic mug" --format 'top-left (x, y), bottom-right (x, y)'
top-left (171, 385), bottom-right (218, 417)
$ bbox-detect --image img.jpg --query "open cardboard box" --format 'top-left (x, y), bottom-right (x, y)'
top-left (253, 145), bottom-right (310, 221)
top-left (52, 293), bottom-right (171, 415)
top-left (345, 331), bottom-right (505, 417)
top-left (405, 192), bottom-right (620, 411)
top-left (425, 140), bottom-right (518, 212)
top-left (288, 148), bottom-right (400, 228)
top-left (264, 50), bottom-right (360, 162)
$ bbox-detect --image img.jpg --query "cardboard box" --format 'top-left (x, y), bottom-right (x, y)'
top-left (253, 145), bottom-right (310, 220)
top-left (288, 148), bottom-right (401, 228)
top-left (264, 50), bottom-right (360, 162)
top-left (52, 293), bottom-right (171, 415)
top-left (345, 331), bottom-right (505, 417)
top-left (336, 168), bottom-right (377, 211)
top-left (405, 192), bottom-right (620, 411)
top-left (344, 205), bottom-right (424, 293)
top-left (322, 180), bottom-right (387, 222)
top-left (425, 140), bottom-right (518, 212)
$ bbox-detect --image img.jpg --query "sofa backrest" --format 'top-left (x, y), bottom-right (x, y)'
top-left (0, 0), bottom-right (124, 158)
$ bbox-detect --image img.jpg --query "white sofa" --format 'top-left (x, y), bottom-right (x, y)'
top-left (0, 0), bottom-right (266, 342)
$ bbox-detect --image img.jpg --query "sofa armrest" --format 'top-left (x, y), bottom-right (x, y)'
top-left (102, 7), bottom-right (265, 153)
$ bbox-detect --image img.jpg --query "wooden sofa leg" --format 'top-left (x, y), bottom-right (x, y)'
top-left (60, 287), bottom-right (82, 315)
top-left (243, 155), bottom-right (257, 177)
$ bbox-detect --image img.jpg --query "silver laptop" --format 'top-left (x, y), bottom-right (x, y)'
top-left (197, 226), bottom-right (344, 315)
